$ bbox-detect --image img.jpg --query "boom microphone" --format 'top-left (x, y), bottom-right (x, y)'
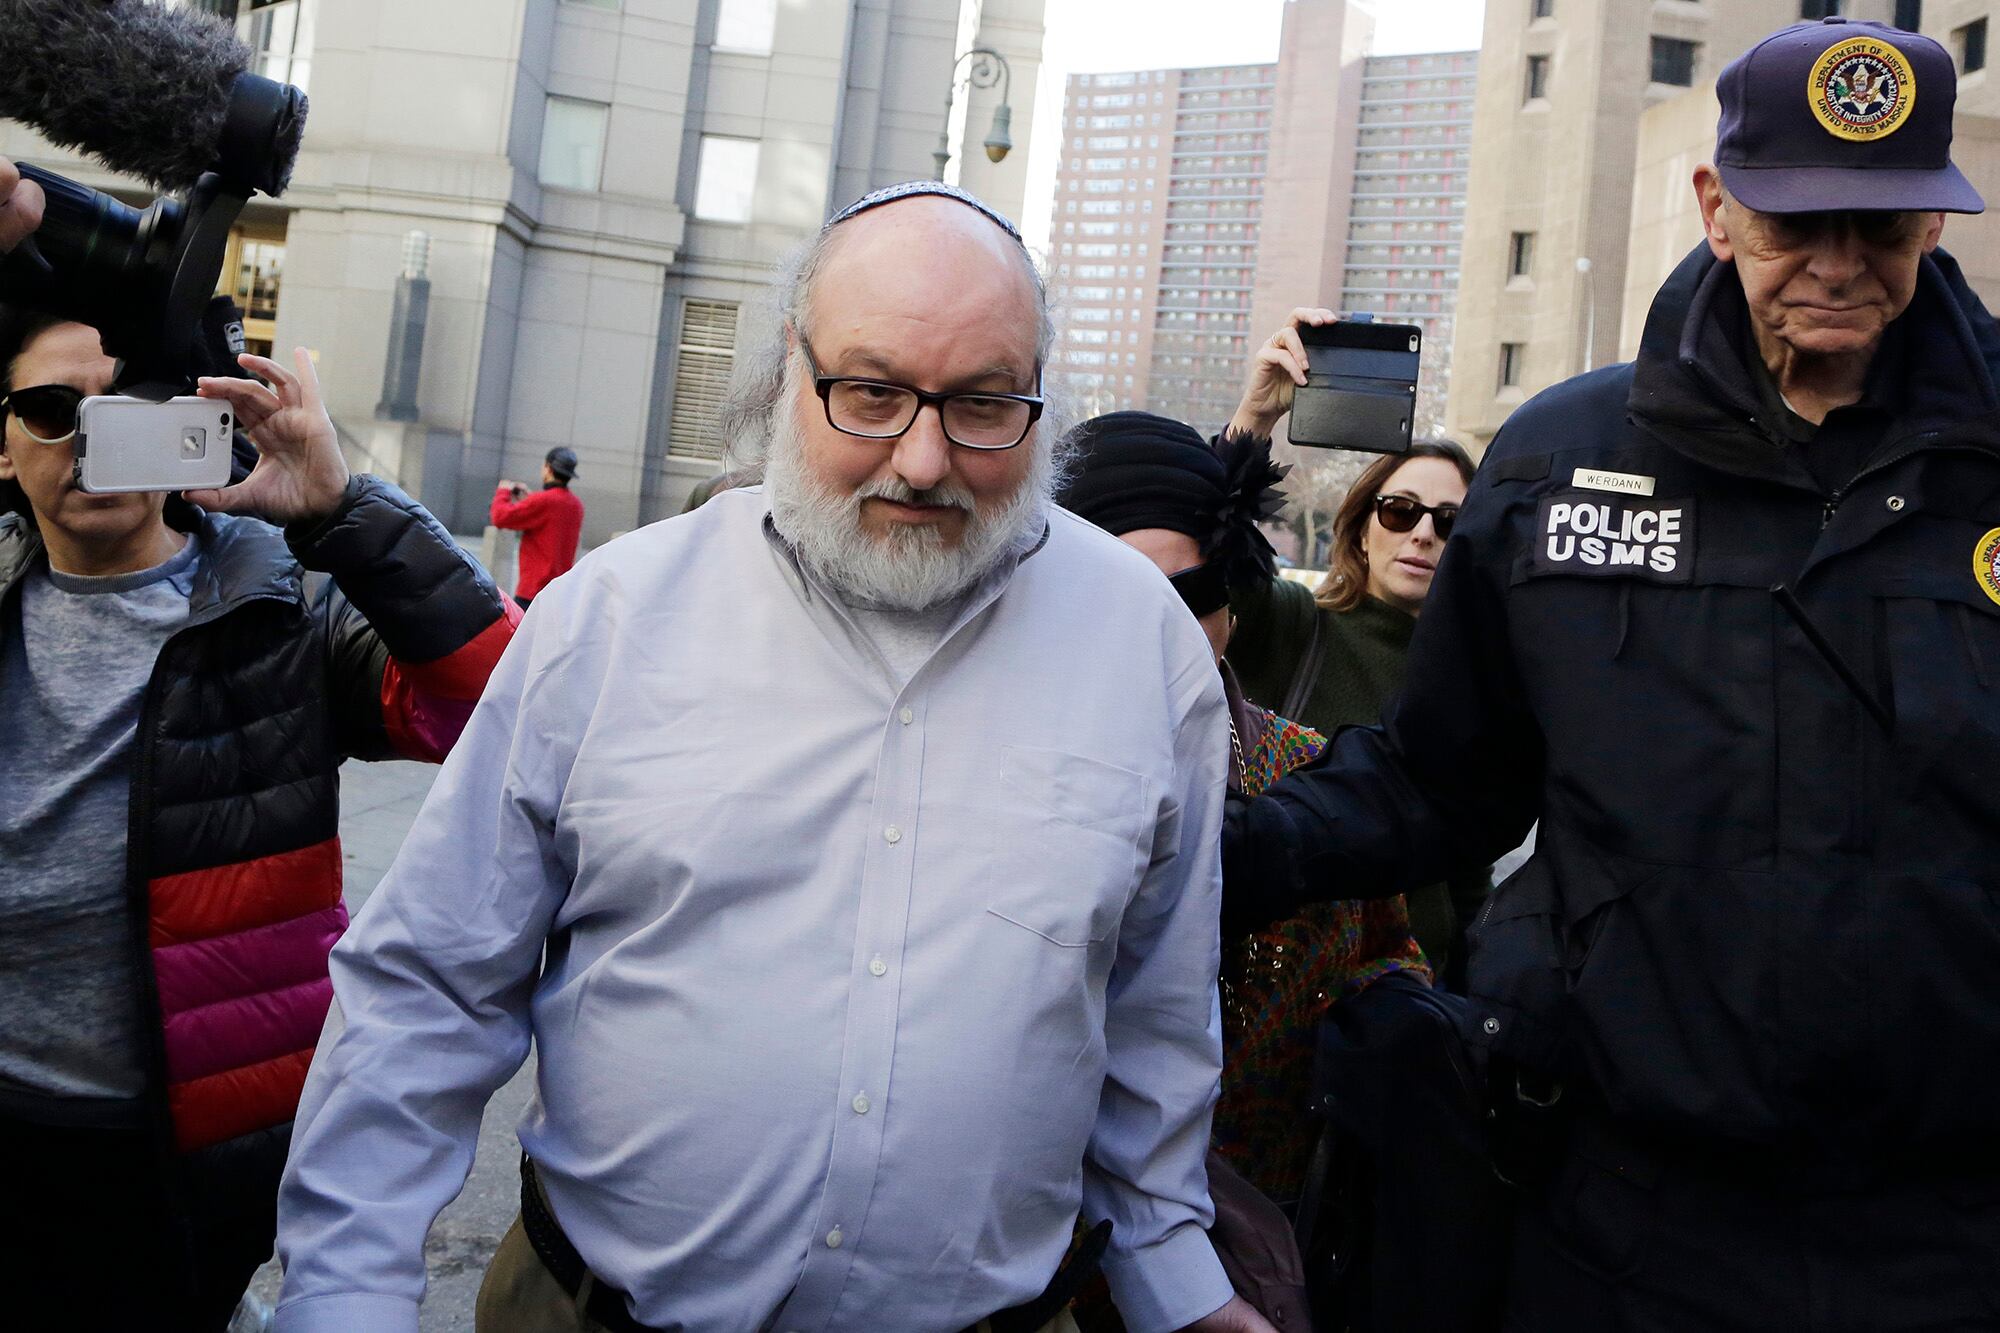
top-left (0, 0), bottom-right (305, 196)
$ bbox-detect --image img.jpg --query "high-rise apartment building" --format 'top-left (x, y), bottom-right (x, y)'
top-left (7, 0), bottom-right (1045, 541)
top-left (1049, 0), bottom-right (1474, 440)
top-left (1445, 0), bottom-right (1903, 449)
top-left (1339, 50), bottom-right (1478, 434)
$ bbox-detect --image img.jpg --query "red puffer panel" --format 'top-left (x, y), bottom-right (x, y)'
top-left (149, 837), bottom-right (348, 1152)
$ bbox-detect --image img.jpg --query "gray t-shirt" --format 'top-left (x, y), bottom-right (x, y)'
top-left (0, 535), bottom-right (199, 1116)
top-left (845, 593), bottom-right (968, 685)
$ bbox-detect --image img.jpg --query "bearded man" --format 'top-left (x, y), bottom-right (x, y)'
top-left (270, 182), bottom-right (1273, 1333)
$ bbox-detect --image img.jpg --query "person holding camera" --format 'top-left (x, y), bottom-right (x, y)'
top-left (1217, 312), bottom-right (1486, 987)
top-left (1224, 20), bottom-right (2000, 1330)
top-left (490, 445), bottom-right (585, 608)
top-left (0, 225), bottom-right (519, 1323)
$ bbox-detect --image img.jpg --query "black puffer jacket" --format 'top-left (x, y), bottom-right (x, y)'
top-left (0, 474), bottom-right (516, 1282)
top-left (1228, 244), bottom-right (2000, 1178)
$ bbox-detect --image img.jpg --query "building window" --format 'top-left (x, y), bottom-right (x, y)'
top-left (1499, 342), bottom-right (1524, 389)
top-left (1651, 36), bottom-right (1698, 87)
top-left (667, 300), bottom-right (739, 462)
top-left (1800, 0), bottom-right (1841, 17)
top-left (714, 1), bottom-right (777, 54)
top-left (694, 136), bottom-right (759, 221)
top-left (1895, 0), bottom-right (1921, 31)
top-left (538, 96), bottom-right (608, 191)
top-left (1958, 18), bottom-right (1988, 74)
top-left (1524, 55), bottom-right (1550, 103)
top-left (241, 0), bottom-right (317, 94)
top-left (1531, 0), bottom-right (1553, 16)
top-left (712, 0), bottom-right (772, 51)
top-left (1509, 231), bottom-right (1534, 279)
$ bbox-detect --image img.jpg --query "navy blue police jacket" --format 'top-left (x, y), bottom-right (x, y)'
top-left (1229, 243), bottom-right (2000, 1176)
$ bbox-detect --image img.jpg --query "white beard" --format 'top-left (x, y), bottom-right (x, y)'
top-left (764, 397), bottom-right (1050, 611)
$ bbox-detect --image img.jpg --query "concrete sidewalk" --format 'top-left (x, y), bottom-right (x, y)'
top-left (246, 758), bottom-right (536, 1331)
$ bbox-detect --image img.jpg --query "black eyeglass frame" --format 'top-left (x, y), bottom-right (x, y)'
top-left (1372, 492), bottom-right (1460, 540)
top-left (796, 331), bottom-right (1045, 451)
top-left (0, 384), bottom-right (85, 445)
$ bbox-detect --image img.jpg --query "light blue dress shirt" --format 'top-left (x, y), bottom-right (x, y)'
top-left (273, 490), bottom-right (1234, 1333)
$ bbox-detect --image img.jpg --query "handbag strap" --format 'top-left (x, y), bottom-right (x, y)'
top-left (1279, 605), bottom-right (1327, 723)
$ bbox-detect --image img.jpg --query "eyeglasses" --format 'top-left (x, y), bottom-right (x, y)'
top-left (1373, 493), bottom-right (1459, 540)
top-left (797, 332), bottom-right (1044, 451)
top-left (0, 384), bottom-right (83, 445)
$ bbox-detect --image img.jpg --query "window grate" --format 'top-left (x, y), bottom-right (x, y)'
top-left (667, 300), bottom-right (739, 461)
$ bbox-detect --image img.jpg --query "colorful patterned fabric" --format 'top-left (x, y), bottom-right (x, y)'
top-left (1211, 708), bottom-right (1430, 1202)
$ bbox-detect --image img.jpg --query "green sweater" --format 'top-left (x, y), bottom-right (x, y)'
top-left (1228, 575), bottom-right (1490, 980)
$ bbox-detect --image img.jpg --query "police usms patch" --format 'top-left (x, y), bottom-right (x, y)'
top-left (1530, 494), bottom-right (1696, 585)
top-left (1976, 526), bottom-right (2000, 608)
top-left (1809, 37), bottom-right (1916, 141)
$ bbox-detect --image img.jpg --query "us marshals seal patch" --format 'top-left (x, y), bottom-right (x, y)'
top-left (1809, 38), bottom-right (1916, 141)
top-left (1529, 495), bottom-right (1695, 585)
top-left (1976, 527), bottom-right (2000, 607)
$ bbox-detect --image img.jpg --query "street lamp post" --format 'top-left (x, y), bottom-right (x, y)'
top-left (1576, 255), bottom-right (1596, 375)
top-left (933, 47), bottom-right (1014, 181)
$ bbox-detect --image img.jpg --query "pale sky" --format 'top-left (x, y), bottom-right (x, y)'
top-left (1020, 0), bottom-right (1489, 251)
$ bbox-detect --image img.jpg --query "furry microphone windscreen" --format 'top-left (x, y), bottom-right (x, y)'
top-left (0, 0), bottom-right (289, 194)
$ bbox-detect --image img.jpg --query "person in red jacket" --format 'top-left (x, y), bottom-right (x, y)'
top-left (491, 446), bottom-right (585, 606)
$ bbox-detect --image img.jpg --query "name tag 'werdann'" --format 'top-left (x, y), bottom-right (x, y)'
top-left (1530, 494), bottom-right (1696, 584)
top-left (1571, 468), bottom-right (1657, 496)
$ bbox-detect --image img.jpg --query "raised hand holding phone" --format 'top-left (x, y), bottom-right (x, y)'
top-left (1227, 306), bottom-right (1337, 439)
top-left (186, 346), bottom-right (351, 524)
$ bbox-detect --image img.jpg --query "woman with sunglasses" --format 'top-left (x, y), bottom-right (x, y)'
top-left (1219, 309), bottom-right (1485, 988)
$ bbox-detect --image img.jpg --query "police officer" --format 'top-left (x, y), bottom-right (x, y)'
top-left (1224, 19), bottom-right (2000, 1331)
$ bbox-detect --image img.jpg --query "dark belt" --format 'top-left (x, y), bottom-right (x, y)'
top-left (519, 1155), bottom-right (1112, 1333)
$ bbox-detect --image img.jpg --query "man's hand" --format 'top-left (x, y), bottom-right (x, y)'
top-left (185, 346), bottom-right (353, 525)
top-left (1175, 1295), bottom-right (1280, 1333)
top-left (0, 156), bottom-right (46, 253)
top-left (1225, 306), bottom-right (1337, 441)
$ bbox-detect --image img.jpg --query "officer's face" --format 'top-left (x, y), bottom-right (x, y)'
top-left (1697, 168), bottom-right (1943, 361)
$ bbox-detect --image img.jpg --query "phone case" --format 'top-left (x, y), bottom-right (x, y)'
top-left (74, 395), bottom-right (235, 494)
top-left (1290, 320), bottom-right (1422, 455)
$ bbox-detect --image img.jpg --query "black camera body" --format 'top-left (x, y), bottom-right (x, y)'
top-left (1288, 316), bottom-right (1422, 455)
top-left (0, 0), bottom-right (306, 401)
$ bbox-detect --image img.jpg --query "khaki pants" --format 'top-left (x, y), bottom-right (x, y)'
top-left (476, 1213), bottom-right (1085, 1333)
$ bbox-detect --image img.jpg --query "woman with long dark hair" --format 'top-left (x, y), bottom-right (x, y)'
top-left (1222, 309), bottom-right (1485, 985)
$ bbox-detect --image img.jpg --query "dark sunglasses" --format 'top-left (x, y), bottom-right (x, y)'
top-left (1168, 561), bottom-right (1229, 617)
top-left (1373, 493), bottom-right (1458, 540)
top-left (0, 384), bottom-right (84, 445)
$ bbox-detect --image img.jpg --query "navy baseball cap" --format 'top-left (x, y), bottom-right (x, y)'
top-left (1715, 18), bottom-right (1984, 215)
top-left (545, 446), bottom-right (579, 480)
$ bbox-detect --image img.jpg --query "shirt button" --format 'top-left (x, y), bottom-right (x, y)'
top-left (869, 956), bottom-right (888, 977)
top-left (852, 1092), bottom-right (871, 1115)
top-left (898, 707), bottom-right (914, 725)
top-left (883, 825), bottom-right (902, 844)
top-left (1886, 495), bottom-right (1906, 512)
top-left (826, 1227), bottom-right (844, 1249)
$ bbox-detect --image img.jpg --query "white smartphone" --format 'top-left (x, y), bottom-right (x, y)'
top-left (74, 395), bottom-right (235, 494)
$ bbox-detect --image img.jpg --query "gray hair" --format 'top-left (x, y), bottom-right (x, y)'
top-left (718, 208), bottom-right (1072, 474)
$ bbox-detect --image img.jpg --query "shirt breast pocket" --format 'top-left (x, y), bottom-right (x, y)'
top-left (983, 745), bottom-right (1153, 949)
